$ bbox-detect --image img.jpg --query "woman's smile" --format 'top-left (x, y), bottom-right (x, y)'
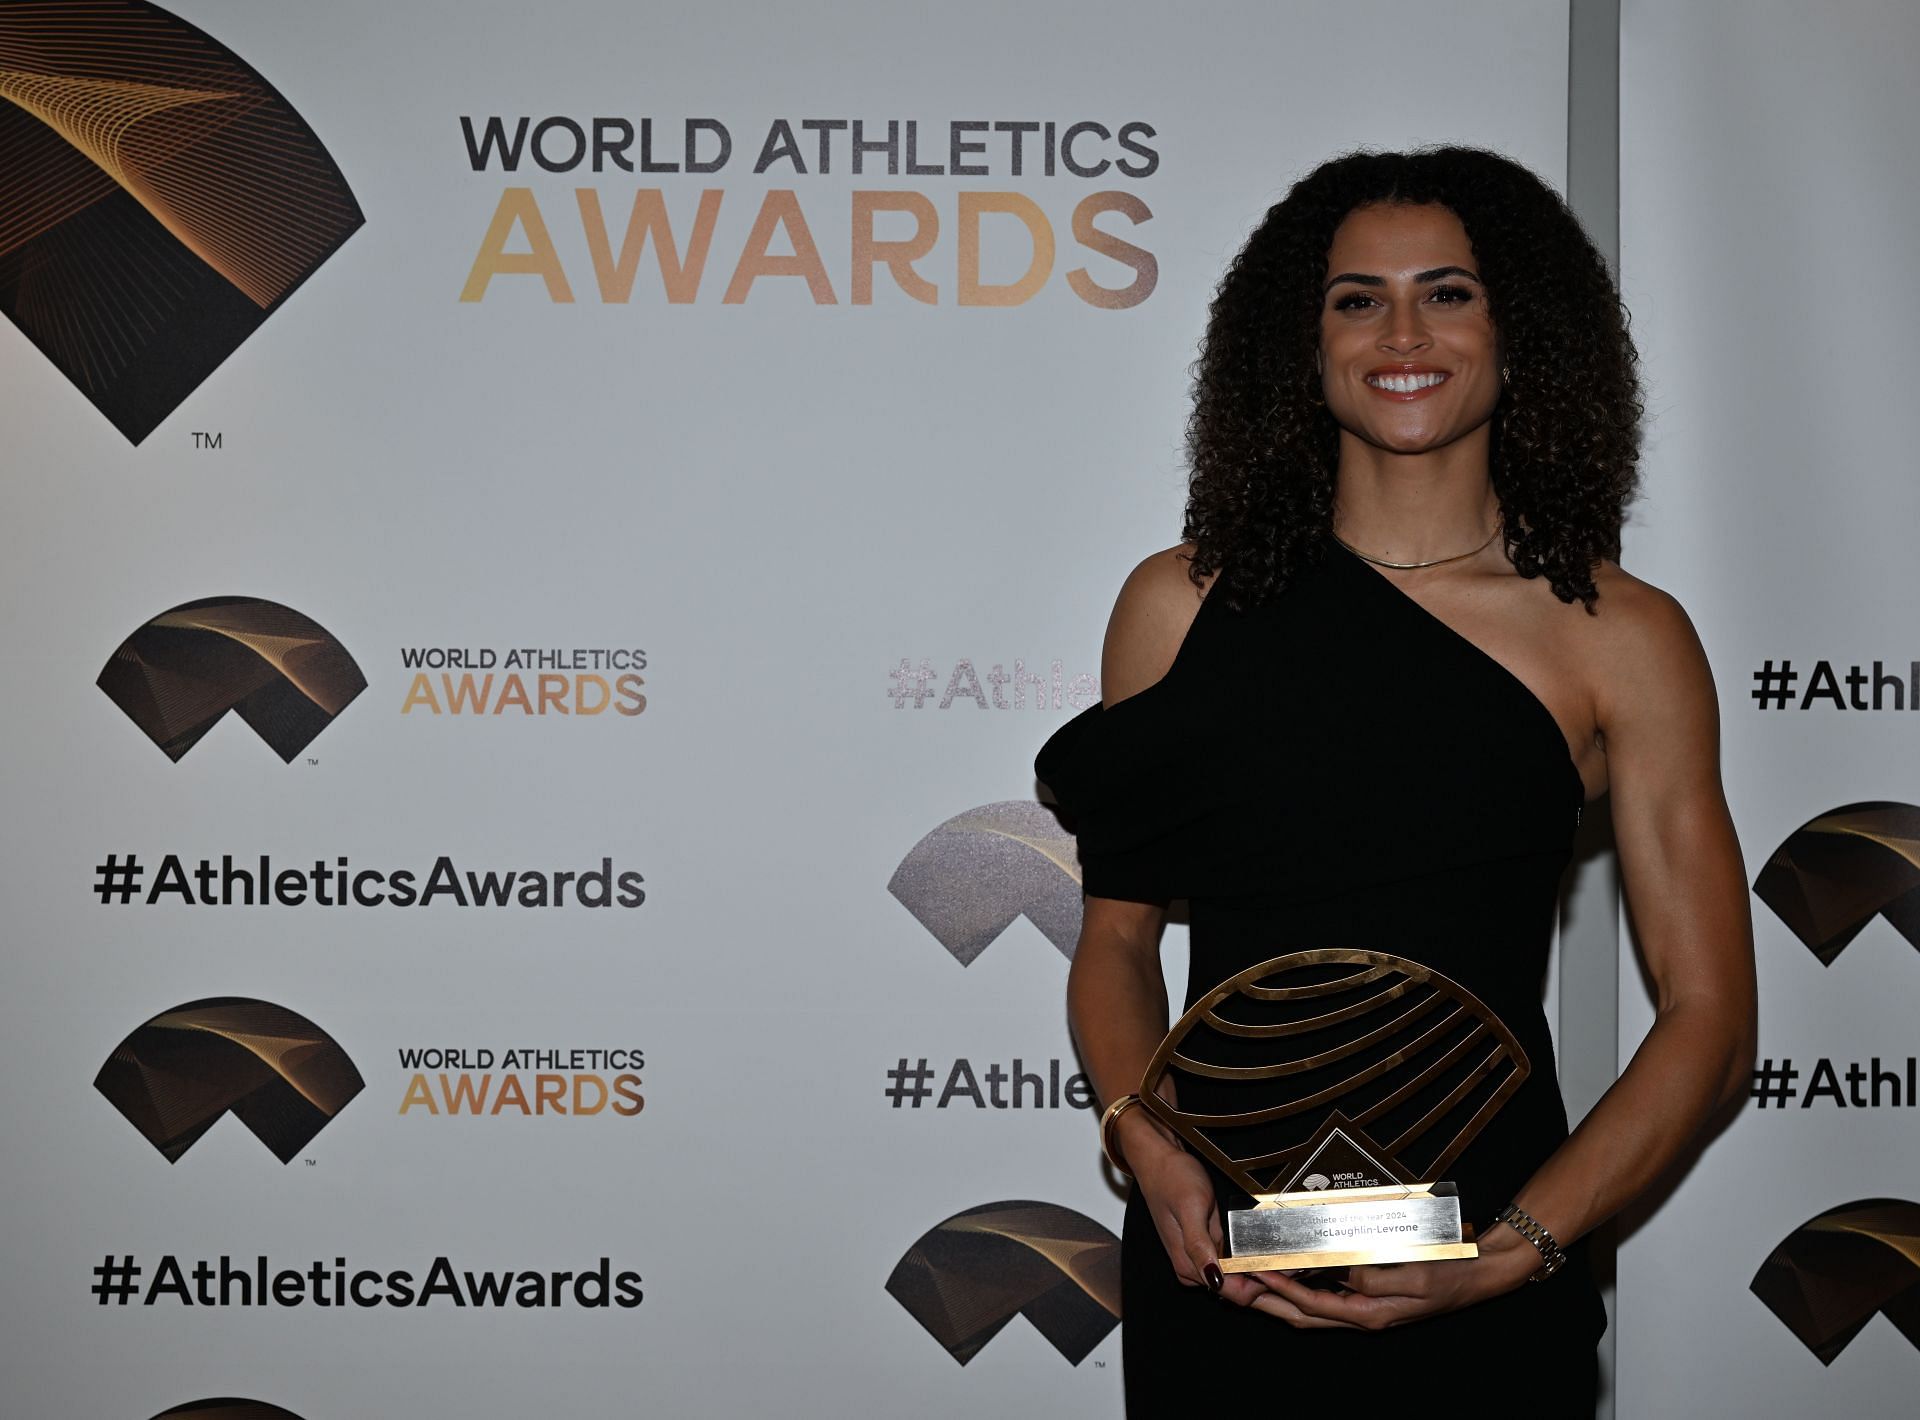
top-left (1364, 366), bottom-right (1452, 400)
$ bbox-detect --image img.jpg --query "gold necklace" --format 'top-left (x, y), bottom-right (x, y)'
top-left (1330, 518), bottom-right (1502, 570)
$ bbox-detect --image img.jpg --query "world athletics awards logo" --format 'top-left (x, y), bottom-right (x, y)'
top-left (0, 0), bottom-right (363, 444)
top-left (887, 802), bottom-right (1082, 965)
top-left (885, 1201), bottom-right (1120, 1366)
top-left (98, 597), bottom-right (366, 762)
top-left (150, 1403), bottom-right (304, 1420)
top-left (1750, 1199), bottom-right (1920, 1364)
top-left (96, 998), bottom-right (364, 1162)
top-left (1752, 802), bottom-right (1920, 966)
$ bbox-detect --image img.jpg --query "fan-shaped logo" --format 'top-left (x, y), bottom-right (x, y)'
top-left (99, 597), bottom-right (366, 762)
top-left (887, 801), bottom-right (1082, 965)
top-left (1753, 802), bottom-right (1920, 966)
top-left (150, 1403), bottom-right (305, 1420)
top-left (1750, 1199), bottom-right (1920, 1363)
top-left (96, 997), bottom-right (364, 1163)
top-left (885, 1200), bottom-right (1120, 1366)
top-left (0, 0), bottom-right (364, 444)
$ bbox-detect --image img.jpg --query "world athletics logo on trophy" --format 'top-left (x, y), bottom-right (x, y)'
top-left (98, 597), bottom-right (367, 762)
top-left (887, 801), bottom-right (1083, 965)
top-left (885, 1200), bottom-right (1120, 1365)
top-left (1750, 1198), bottom-right (1920, 1363)
top-left (1137, 949), bottom-right (1530, 1273)
top-left (0, 0), bottom-right (364, 444)
top-left (1752, 801), bottom-right (1920, 967)
top-left (96, 998), bottom-right (365, 1163)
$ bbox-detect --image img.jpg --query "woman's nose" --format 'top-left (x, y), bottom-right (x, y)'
top-left (1382, 303), bottom-right (1431, 352)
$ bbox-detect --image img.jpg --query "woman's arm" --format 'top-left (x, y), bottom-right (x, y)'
top-left (1255, 572), bottom-right (1758, 1328)
top-left (1064, 546), bottom-right (1268, 1300)
top-left (1074, 893), bottom-right (1270, 1310)
top-left (1494, 578), bottom-right (1756, 1257)
top-left (1071, 893), bottom-right (1208, 1206)
top-left (1069, 544), bottom-right (1201, 1157)
top-left (1069, 894), bottom-right (1177, 1163)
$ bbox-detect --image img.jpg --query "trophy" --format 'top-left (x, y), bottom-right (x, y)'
top-left (1137, 949), bottom-right (1531, 1275)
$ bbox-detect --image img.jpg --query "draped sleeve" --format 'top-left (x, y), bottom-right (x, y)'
top-left (1031, 575), bottom-right (1274, 904)
top-left (1032, 692), bottom-right (1252, 904)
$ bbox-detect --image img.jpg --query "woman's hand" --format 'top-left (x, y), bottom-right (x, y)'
top-left (1120, 1113), bottom-right (1267, 1307)
top-left (1244, 1223), bottom-right (1541, 1329)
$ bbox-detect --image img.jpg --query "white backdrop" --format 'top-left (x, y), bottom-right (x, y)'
top-left (0, 2), bottom-right (1577, 1415)
top-left (1618, 2), bottom-right (1920, 1416)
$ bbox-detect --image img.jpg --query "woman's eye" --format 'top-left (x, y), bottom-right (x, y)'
top-left (1331, 285), bottom-right (1475, 311)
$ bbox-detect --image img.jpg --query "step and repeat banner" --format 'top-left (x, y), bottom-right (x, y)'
top-left (1617, 2), bottom-right (1919, 1416)
top-left (0, 1), bottom-right (1576, 1414)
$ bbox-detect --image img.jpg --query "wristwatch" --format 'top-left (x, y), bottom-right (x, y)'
top-left (1493, 1201), bottom-right (1567, 1281)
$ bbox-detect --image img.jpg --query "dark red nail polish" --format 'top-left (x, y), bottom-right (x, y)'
top-left (1204, 1262), bottom-right (1224, 1293)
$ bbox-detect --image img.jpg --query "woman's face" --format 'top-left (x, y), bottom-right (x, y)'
top-left (1318, 201), bottom-right (1503, 454)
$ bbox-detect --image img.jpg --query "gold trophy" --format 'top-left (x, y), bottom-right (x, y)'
top-left (1137, 949), bottom-right (1531, 1274)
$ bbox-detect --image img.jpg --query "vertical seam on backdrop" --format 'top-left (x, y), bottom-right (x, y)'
top-left (1563, 3), bottom-right (1621, 1417)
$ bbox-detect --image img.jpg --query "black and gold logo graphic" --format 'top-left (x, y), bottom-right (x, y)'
top-left (887, 802), bottom-right (1082, 965)
top-left (0, 0), bottom-right (363, 444)
top-left (98, 597), bottom-right (366, 761)
top-left (151, 1403), bottom-right (304, 1420)
top-left (96, 998), bottom-right (364, 1163)
top-left (885, 1200), bottom-right (1120, 1365)
top-left (1753, 802), bottom-right (1920, 966)
top-left (1750, 1198), bottom-right (1920, 1364)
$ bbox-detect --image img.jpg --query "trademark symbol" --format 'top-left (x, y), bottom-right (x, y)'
top-left (304, 1158), bottom-right (317, 1167)
top-left (192, 431), bottom-right (223, 450)
top-left (307, 757), bottom-right (319, 767)
top-left (1093, 1360), bottom-right (1106, 1369)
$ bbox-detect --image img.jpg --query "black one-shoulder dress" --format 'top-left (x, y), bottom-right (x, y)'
top-left (1034, 534), bottom-right (1607, 1416)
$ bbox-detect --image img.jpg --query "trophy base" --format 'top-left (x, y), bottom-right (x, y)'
top-left (1219, 1240), bottom-right (1479, 1273)
top-left (1219, 1181), bottom-right (1479, 1274)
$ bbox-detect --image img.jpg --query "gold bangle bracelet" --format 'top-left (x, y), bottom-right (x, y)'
top-left (1098, 1093), bottom-right (1145, 1175)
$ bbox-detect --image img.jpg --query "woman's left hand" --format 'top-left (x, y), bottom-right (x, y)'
top-left (1242, 1224), bottom-right (1541, 1330)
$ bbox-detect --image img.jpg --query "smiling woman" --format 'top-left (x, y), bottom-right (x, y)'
top-left (1035, 146), bottom-right (1755, 1417)
top-left (1317, 207), bottom-right (1510, 513)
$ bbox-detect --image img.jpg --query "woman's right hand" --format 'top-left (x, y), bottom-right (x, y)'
top-left (1120, 1113), bottom-right (1268, 1307)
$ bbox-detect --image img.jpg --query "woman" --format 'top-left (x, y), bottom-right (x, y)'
top-left (1033, 146), bottom-right (1755, 1415)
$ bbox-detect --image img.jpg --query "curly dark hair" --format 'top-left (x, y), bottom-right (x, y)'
top-left (1181, 144), bottom-right (1643, 613)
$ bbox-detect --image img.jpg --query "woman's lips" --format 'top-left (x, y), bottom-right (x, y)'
top-left (1364, 372), bottom-right (1450, 402)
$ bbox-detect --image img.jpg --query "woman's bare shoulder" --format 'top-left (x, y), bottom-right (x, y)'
top-left (1568, 559), bottom-right (1716, 720)
top-left (1574, 559), bottom-right (1699, 643)
top-left (1101, 542), bottom-right (1219, 706)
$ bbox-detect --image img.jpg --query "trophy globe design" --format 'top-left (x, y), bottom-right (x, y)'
top-left (1139, 949), bottom-right (1531, 1272)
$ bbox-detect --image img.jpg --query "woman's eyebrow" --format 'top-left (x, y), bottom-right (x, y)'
top-left (1323, 265), bottom-right (1483, 295)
